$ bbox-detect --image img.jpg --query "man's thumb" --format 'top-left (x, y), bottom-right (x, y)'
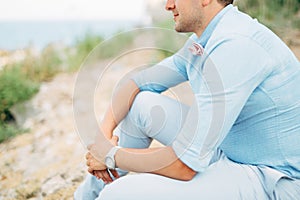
top-left (111, 135), bottom-right (119, 143)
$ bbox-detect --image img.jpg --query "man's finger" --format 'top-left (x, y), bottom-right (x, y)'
top-left (112, 135), bottom-right (119, 142)
top-left (111, 135), bottom-right (119, 146)
top-left (85, 152), bottom-right (91, 160)
top-left (88, 167), bottom-right (94, 175)
top-left (87, 144), bottom-right (94, 150)
top-left (94, 170), bottom-right (102, 179)
top-left (110, 169), bottom-right (120, 179)
top-left (101, 170), bottom-right (113, 183)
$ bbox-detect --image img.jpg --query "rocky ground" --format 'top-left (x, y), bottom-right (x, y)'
top-left (0, 72), bottom-right (85, 200)
top-left (0, 30), bottom-right (299, 200)
top-left (0, 43), bottom-right (163, 199)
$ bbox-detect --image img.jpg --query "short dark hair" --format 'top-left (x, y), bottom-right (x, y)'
top-left (217, 0), bottom-right (234, 6)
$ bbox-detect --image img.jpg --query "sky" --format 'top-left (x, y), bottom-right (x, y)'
top-left (0, 0), bottom-right (147, 21)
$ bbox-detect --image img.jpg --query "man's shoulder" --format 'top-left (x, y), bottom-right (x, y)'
top-left (207, 7), bottom-right (272, 49)
top-left (216, 7), bottom-right (259, 37)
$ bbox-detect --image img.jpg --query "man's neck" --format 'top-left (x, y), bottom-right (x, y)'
top-left (195, 4), bottom-right (225, 37)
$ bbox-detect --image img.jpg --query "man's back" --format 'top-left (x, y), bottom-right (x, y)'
top-left (216, 6), bottom-right (300, 179)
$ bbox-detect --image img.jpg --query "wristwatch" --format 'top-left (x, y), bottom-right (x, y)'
top-left (105, 146), bottom-right (121, 169)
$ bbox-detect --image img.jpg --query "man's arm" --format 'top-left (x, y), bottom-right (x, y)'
top-left (115, 146), bottom-right (196, 181)
top-left (100, 54), bottom-right (188, 138)
top-left (88, 79), bottom-right (139, 182)
top-left (88, 142), bottom-right (196, 182)
top-left (90, 79), bottom-right (196, 182)
top-left (99, 79), bottom-right (140, 139)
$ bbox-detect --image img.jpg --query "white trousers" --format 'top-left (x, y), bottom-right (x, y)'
top-left (74, 91), bottom-right (300, 200)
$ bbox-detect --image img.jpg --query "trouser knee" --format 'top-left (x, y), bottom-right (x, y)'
top-left (119, 91), bottom-right (161, 135)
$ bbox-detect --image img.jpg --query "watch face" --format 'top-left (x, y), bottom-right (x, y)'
top-left (105, 157), bottom-right (114, 169)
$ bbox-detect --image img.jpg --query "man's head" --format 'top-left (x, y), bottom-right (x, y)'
top-left (165, 0), bottom-right (233, 36)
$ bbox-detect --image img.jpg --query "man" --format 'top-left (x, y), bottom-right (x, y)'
top-left (75, 0), bottom-right (300, 199)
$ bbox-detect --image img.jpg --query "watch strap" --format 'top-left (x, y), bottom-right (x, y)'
top-left (105, 146), bottom-right (121, 169)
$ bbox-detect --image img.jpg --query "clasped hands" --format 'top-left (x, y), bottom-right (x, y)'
top-left (86, 134), bottom-right (120, 184)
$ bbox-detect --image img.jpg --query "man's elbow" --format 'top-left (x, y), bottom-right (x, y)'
top-left (181, 168), bottom-right (197, 181)
top-left (178, 161), bottom-right (197, 181)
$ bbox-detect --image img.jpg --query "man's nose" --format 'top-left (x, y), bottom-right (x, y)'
top-left (165, 0), bottom-right (175, 11)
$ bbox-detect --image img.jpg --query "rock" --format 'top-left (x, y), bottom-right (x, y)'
top-left (0, 72), bottom-right (86, 199)
top-left (10, 99), bottom-right (40, 127)
top-left (41, 174), bottom-right (66, 197)
top-left (14, 180), bottom-right (41, 200)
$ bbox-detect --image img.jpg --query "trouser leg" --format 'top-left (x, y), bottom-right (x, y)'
top-left (94, 89), bottom-right (275, 199)
top-left (273, 177), bottom-right (300, 199)
top-left (74, 173), bottom-right (105, 200)
top-left (74, 91), bottom-right (189, 199)
top-left (97, 154), bottom-right (269, 200)
top-left (76, 91), bottom-right (300, 200)
top-left (115, 91), bottom-right (189, 147)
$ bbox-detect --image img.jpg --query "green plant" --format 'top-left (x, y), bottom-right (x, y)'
top-left (93, 31), bottom-right (135, 59)
top-left (67, 31), bottom-right (135, 67)
top-left (66, 32), bottom-right (104, 70)
top-left (22, 46), bottom-right (64, 82)
top-left (0, 67), bottom-right (39, 120)
top-left (236, 0), bottom-right (299, 29)
top-left (0, 123), bottom-right (21, 143)
top-left (0, 31), bottom-right (136, 143)
top-left (0, 66), bottom-right (38, 142)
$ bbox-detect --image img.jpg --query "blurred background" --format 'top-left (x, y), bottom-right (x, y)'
top-left (0, 0), bottom-right (300, 199)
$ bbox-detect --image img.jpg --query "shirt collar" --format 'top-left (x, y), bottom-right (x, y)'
top-left (192, 4), bottom-right (233, 48)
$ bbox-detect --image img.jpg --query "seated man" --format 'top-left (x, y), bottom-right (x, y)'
top-left (75, 0), bottom-right (300, 199)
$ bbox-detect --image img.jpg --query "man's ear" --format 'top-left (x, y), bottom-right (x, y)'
top-left (202, 0), bottom-right (213, 7)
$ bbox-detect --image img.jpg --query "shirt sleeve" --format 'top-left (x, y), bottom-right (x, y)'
top-left (131, 41), bottom-right (193, 93)
top-left (131, 55), bottom-right (188, 93)
top-left (172, 37), bottom-right (274, 172)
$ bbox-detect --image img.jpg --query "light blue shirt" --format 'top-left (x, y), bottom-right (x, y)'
top-left (133, 5), bottom-right (300, 179)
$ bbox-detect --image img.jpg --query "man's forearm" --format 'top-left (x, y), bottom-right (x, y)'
top-left (100, 80), bottom-right (140, 138)
top-left (115, 146), bottom-right (196, 181)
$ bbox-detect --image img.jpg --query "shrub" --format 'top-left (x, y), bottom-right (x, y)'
top-left (67, 33), bottom-right (104, 70)
top-left (0, 31), bottom-right (135, 143)
top-left (0, 66), bottom-right (38, 142)
top-left (0, 123), bottom-right (21, 143)
top-left (236, 0), bottom-right (300, 30)
top-left (0, 66), bottom-right (39, 120)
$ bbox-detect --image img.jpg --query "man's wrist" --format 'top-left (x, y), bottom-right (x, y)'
top-left (105, 146), bottom-right (121, 169)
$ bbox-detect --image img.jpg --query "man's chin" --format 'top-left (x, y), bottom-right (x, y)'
top-left (175, 25), bottom-right (183, 33)
top-left (175, 26), bottom-right (189, 33)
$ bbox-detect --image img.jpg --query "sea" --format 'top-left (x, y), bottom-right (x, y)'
top-left (0, 20), bottom-right (141, 51)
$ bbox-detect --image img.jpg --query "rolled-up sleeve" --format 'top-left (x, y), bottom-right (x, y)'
top-left (172, 37), bottom-right (274, 172)
top-left (132, 50), bottom-right (189, 93)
